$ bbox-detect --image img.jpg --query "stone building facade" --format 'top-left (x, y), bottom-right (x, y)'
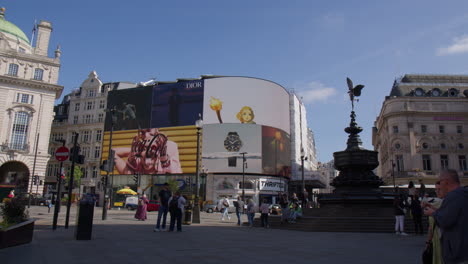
top-left (372, 74), bottom-right (468, 187)
top-left (0, 9), bottom-right (62, 197)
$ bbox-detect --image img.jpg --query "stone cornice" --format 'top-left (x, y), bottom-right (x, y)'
top-left (0, 75), bottom-right (63, 98)
top-left (0, 50), bottom-right (60, 67)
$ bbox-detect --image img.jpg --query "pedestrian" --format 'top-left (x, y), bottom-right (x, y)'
top-left (302, 188), bottom-right (309, 209)
top-left (410, 194), bottom-right (423, 234)
top-left (135, 194), bottom-right (149, 221)
top-left (154, 183), bottom-right (172, 232)
top-left (7, 189), bottom-right (14, 198)
top-left (424, 169), bottom-right (468, 264)
top-left (279, 193), bottom-right (289, 224)
top-left (220, 197), bottom-right (231, 221)
top-left (422, 181), bottom-right (445, 264)
top-left (408, 181), bottom-right (416, 199)
top-left (168, 191), bottom-right (186, 232)
top-left (419, 179), bottom-right (426, 197)
top-left (259, 199), bottom-right (270, 228)
top-left (288, 200), bottom-right (299, 223)
top-left (233, 196), bottom-right (244, 226)
top-left (246, 199), bottom-right (256, 227)
top-left (394, 194), bottom-right (409, 235)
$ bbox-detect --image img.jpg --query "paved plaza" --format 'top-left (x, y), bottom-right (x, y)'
top-left (1, 206), bottom-right (425, 264)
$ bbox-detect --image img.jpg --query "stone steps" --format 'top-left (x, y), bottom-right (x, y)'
top-left (253, 215), bottom-right (428, 233)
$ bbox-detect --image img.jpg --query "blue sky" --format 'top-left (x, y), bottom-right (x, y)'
top-left (5, 1), bottom-right (468, 162)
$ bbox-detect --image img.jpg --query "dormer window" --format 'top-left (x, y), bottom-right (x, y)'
top-left (448, 88), bottom-right (459, 97)
top-left (414, 88), bottom-right (424, 97)
top-left (431, 88), bottom-right (441, 97)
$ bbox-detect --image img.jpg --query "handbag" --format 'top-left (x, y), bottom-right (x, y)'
top-left (422, 242), bottom-right (433, 264)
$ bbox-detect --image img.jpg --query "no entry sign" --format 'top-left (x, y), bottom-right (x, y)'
top-left (55, 146), bottom-right (70, 162)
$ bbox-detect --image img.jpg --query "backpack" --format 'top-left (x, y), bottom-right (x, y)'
top-left (169, 197), bottom-right (179, 212)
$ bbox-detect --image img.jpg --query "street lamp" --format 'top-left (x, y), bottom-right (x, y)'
top-left (192, 115), bottom-right (203, 224)
top-left (391, 159), bottom-right (396, 193)
top-left (300, 148), bottom-right (308, 207)
top-left (241, 152), bottom-right (247, 202)
top-left (200, 167), bottom-right (208, 202)
top-left (102, 107), bottom-right (116, 220)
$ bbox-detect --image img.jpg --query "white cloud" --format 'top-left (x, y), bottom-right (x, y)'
top-left (298, 81), bottom-right (337, 103)
top-left (437, 35), bottom-right (468, 56)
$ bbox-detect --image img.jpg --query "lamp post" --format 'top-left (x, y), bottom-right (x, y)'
top-left (391, 159), bottom-right (396, 193)
top-left (102, 107), bottom-right (116, 220)
top-left (200, 167), bottom-right (208, 203)
top-left (192, 115), bottom-right (203, 224)
top-left (300, 148), bottom-right (308, 207)
top-left (240, 152), bottom-right (247, 201)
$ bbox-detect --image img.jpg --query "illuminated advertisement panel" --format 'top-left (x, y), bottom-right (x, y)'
top-left (262, 126), bottom-right (291, 178)
top-left (202, 124), bottom-right (262, 174)
top-left (102, 126), bottom-right (199, 175)
top-left (151, 80), bottom-right (204, 127)
top-left (203, 77), bottom-right (290, 134)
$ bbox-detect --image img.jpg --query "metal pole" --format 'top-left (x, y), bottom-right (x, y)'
top-left (391, 159), bottom-right (396, 193)
top-left (28, 133), bottom-right (40, 208)
top-left (301, 156), bottom-right (305, 198)
top-left (65, 132), bottom-right (78, 229)
top-left (241, 152), bottom-right (247, 201)
top-left (53, 140), bottom-right (65, 230)
top-left (103, 109), bottom-right (114, 220)
top-left (192, 127), bottom-right (201, 224)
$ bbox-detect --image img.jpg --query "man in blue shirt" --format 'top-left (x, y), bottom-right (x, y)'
top-left (154, 183), bottom-right (172, 232)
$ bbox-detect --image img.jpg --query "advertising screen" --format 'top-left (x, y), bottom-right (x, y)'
top-left (104, 87), bottom-right (152, 131)
top-left (202, 124), bottom-right (262, 174)
top-left (203, 77), bottom-right (290, 134)
top-left (262, 126), bottom-right (291, 178)
top-left (151, 80), bottom-right (204, 128)
top-left (102, 126), bottom-right (199, 175)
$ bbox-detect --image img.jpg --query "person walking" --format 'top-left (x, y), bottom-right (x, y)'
top-left (408, 181), bottom-right (416, 199)
top-left (302, 189), bottom-right (309, 209)
top-left (135, 194), bottom-right (149, 221)
top-left (279, 193), bottom-right (289, 224)
top-left (168, 191), bottom-right (186, 232)
top-left (424, 169), bottom-right (468, 264)
top-left (246, 199), bottom-right (256, 227)
top-left (410, 195), bottom-right (423, 234)
top-left (419, 179), bottom-right (426, 197)
top-left (220, 197), bottom-right (231, 221)
top-left (233, 196), bottom-right (244, 226)
top-left (394, 194), bottom-right (408, 235)
top-left (154, 183), bottom-right (172, 232)
top-left (423, 181), bottom-right (445, 264)
top-left (259, 199), bottom-right (270, 228)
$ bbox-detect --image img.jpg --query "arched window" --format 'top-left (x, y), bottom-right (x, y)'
top-left (33, 68), bottom-right (44, 81)
top-left (10, 111), bottom-right (30, 150)
top-left (8, 63), bottom-right (19, 76)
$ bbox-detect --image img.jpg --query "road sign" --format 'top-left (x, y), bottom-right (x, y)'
top-left (55, 146), bottom-right (70, 162)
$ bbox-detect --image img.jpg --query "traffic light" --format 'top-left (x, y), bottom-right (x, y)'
top-left (32, 175), bottom-right (37, 185)
top-left (76, 155), bottom-right (85, 164)
top-left (69, 146), bottom-right (80, 162)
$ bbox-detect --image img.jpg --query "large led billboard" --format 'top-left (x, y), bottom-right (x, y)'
top-left (262, 126), bottom-right (291, 177)
top-left (203, 77), bottom-right (290, 134)
top-left (202, 124), bottom-right (262, 174)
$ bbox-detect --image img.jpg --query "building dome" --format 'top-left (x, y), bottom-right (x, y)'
top-left (0, 8), bottom-right (30, 45)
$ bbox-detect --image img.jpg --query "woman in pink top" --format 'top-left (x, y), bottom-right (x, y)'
top-left (259, 199), bottom-right (270, 228)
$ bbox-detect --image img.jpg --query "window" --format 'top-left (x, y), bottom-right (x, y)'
top-left (92, 166), bottom-right (98, 178)
top-left (58, 106), bottom-right (64, 115)
top-left (48, 147), bottom-right (56, 156)
top-left (84, 114), bottom-right (92, 124)
top-left (393, 126), bottom-right (399, 133)
top-left (396, 155), bottom-right (404, 172)
top-left (440, 143), bottom-right (446, 150)
top-left (394, 143), bottom-right (401, 150)
top-left (94, 146), bottom-right (101, 158)
top-left (228, 157), bottom-right (237, 167)
top-left (422, 155), bottom-right (432, 171)
top-left (457, 125), bottom-right (463, 134)
top-left (439, 125), bottom-right (445, 133)
top-left (422, 142), bottom-right (429, 149)
top-left (33, 68), bottom-right (43, 81)
top-left (82, 147), bottom-right (90, 158)
top-left (98, 113), bottom-right (104, 122)
top-left (96, 130), bottom-right (102, 141)
top-left (99, 100), bottom-right (105, 109)
top-left (448, 88), bottom-right (459, 97)
top-left (459, 143), bottom-right (465, 150)
top-left (16, 93), bottom-right (33, 104)
top-left (74, 103), bottom-right (80, 111)
top-left (87, 90), bottom-right (95, 97)
top-left (459, 155), bottom-right (467, 171)
top-left (73, 116), bottom-right (78, 124)
top-left (8, 63), bottom-right (19, 76)
top-left (440, 155), bottom-right (449, 170)
top-left (82, 167), bottom-right (88, 178)
top-left (9, 111), bottom-right (30, 150)
top-left (421, 125), bottom-right (427, 133)
top-left (86, 101), bottom-right (94, 110)
top-left (82, 131), bottom-right (90, 143)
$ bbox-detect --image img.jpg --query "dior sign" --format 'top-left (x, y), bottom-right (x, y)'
top-left (259, 179), bottom-right (284, 192)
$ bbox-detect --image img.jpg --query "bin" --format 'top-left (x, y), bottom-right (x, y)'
top-left (183, 203), bottom-right (192, 225)
top-left (75, 195), bottom-right (95, 240)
